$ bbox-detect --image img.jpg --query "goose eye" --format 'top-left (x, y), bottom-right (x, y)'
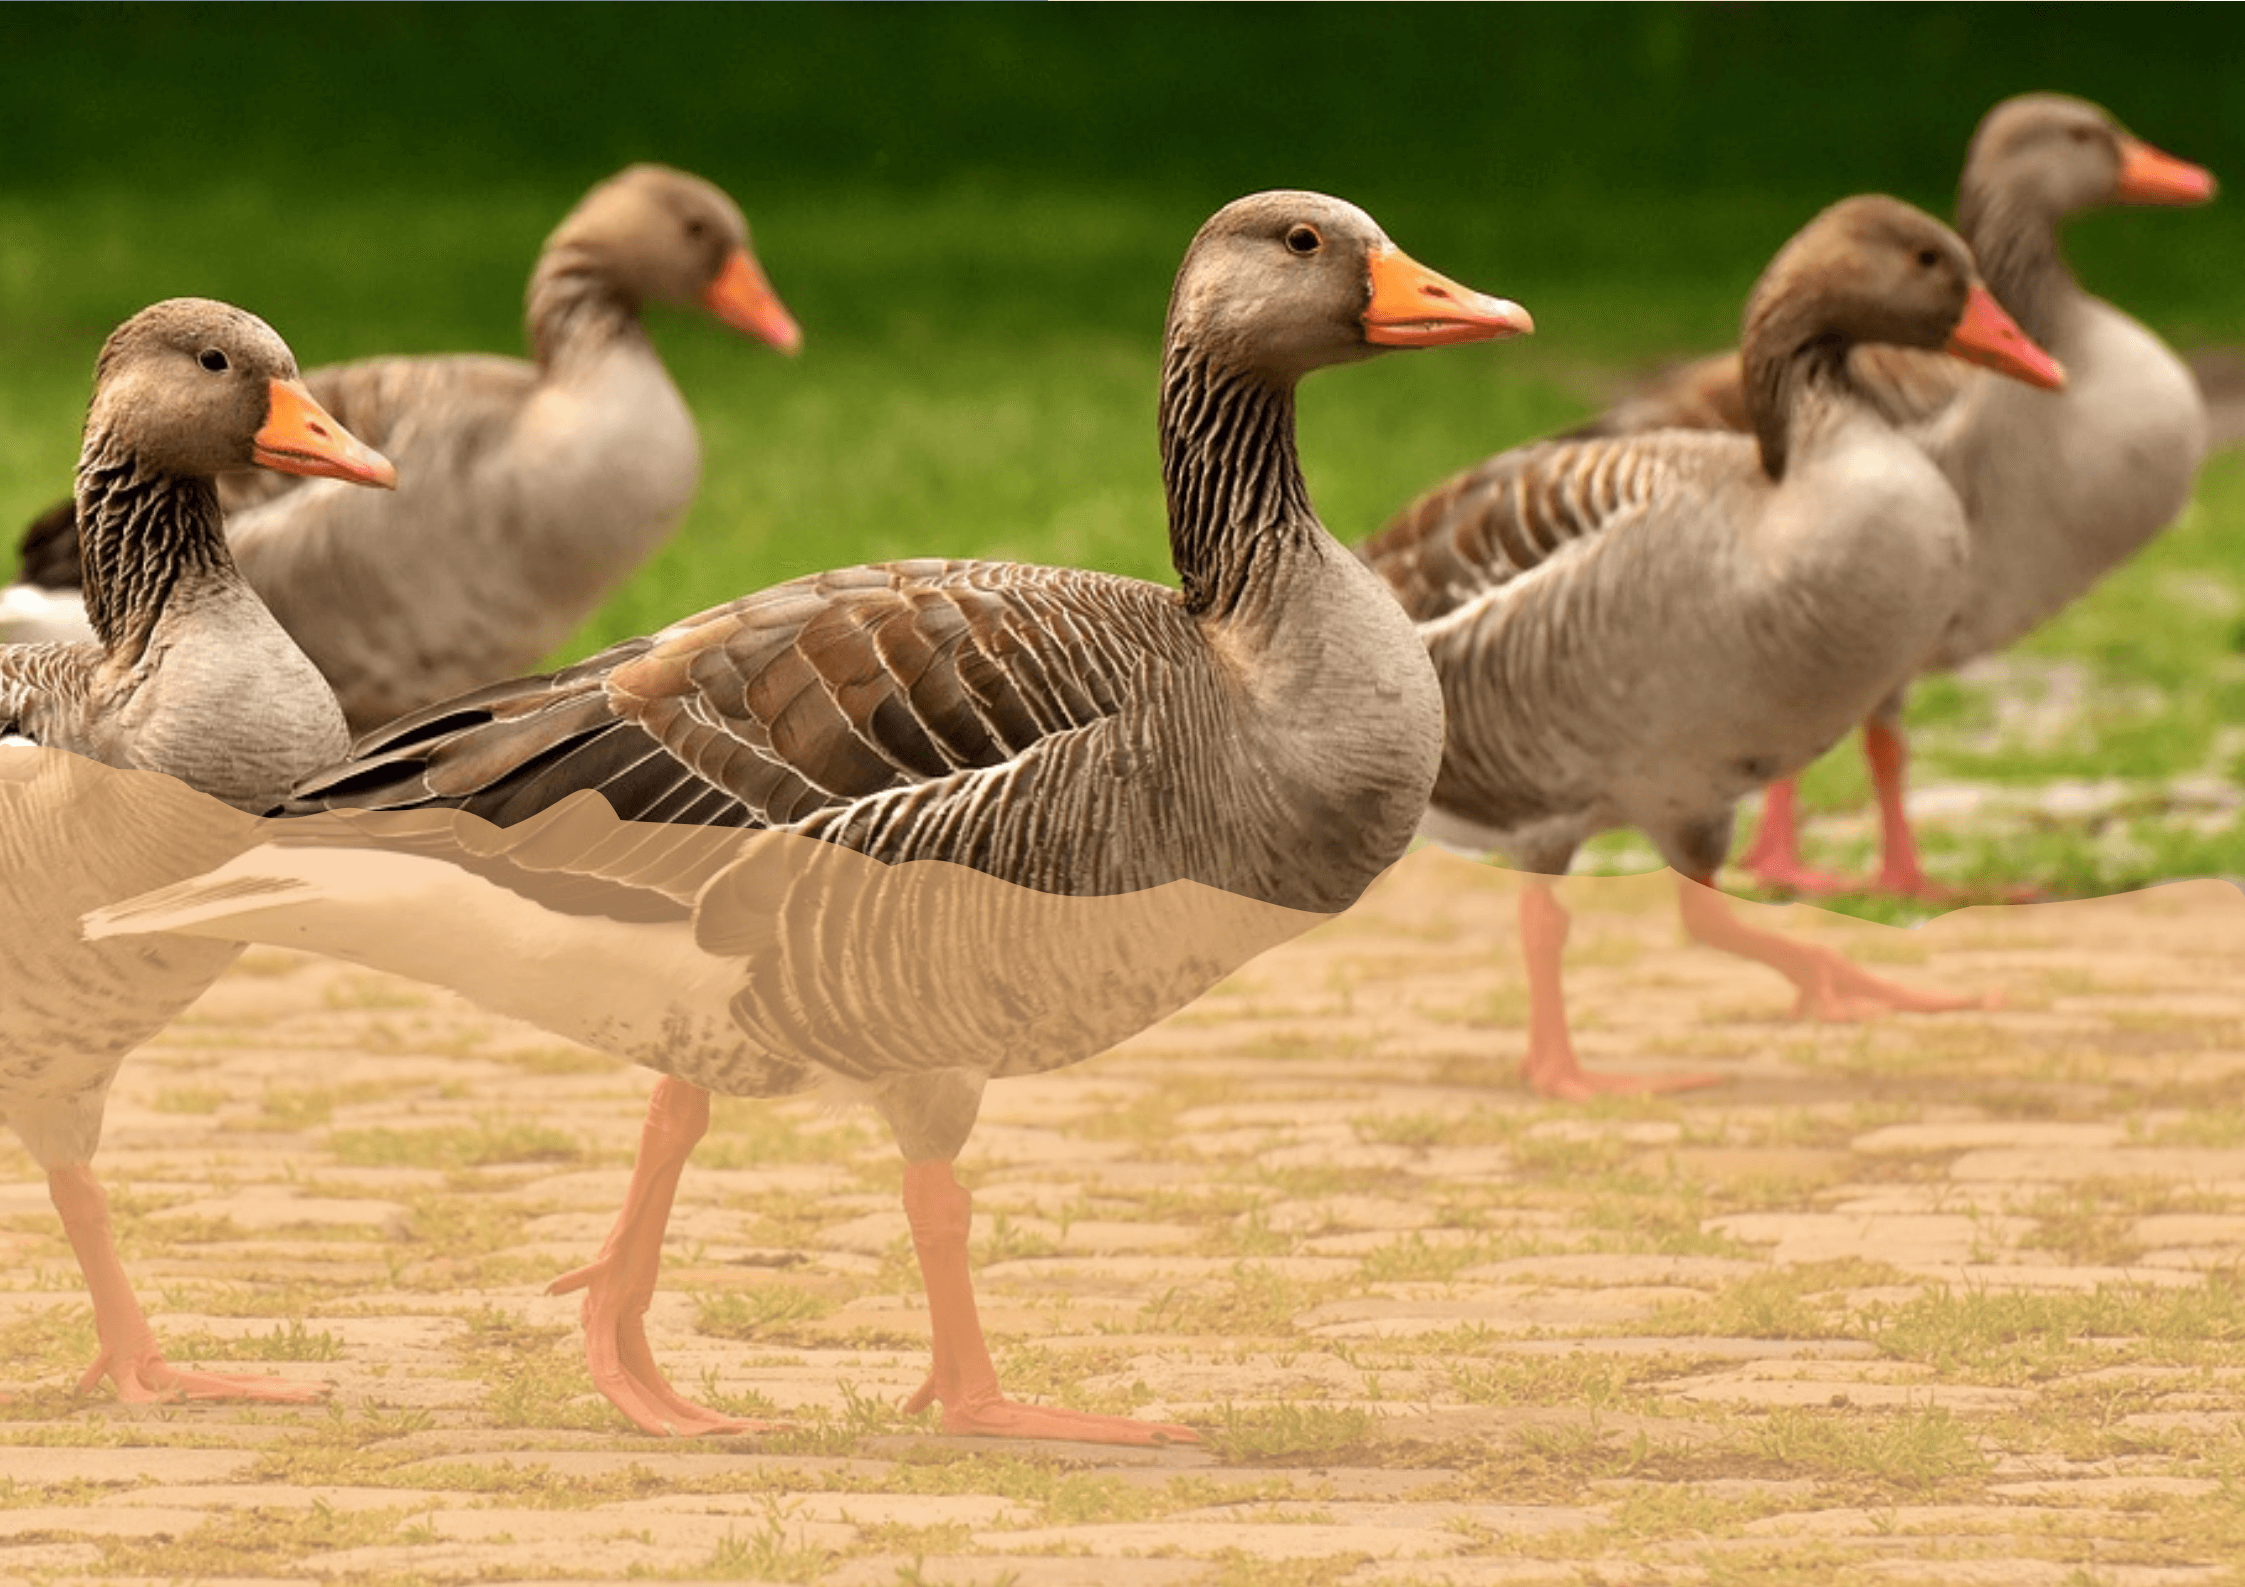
top-left (683, 217), bottom-right (709, 240)
top-left (1915, 249), bottom-right (1939, 269)
top-left (197, 348), bottom-right (230, 373)
top-left (2069, 125), bottom-right (2097, 144)
top-left (1285, 225), bottom-right (1323, 257)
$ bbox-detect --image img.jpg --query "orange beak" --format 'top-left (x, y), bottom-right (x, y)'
top-left (1364, 246), bottom-right (1534, 347)
top-left (704, 247), bottom-right (803, 354)
top-left (2115, 137), bottom-right (2217, 206)
top-left (1945, 284), bottom-right (2065, 391)
top-left (252, 379), bottom-right (398, 488)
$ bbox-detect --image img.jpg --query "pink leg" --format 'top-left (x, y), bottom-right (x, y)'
top-left (1517, 879), bottom-right (1724, 1101)
top-left (1736, 777), bottom-right (1859, 896)
top-left (549, 1077), bottom-right (784, 1437)
top-left (900, 1160), bottom-right (1198, 1444)
top-left (50, 1165), bottom-right (324, 1404)
top-left (1675, 873), bottom-right (1997, 1020)
top-left (1864, 719), bottom-right (2016, 902)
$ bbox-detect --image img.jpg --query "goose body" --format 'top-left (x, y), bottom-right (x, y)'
top-left (1574, 97), bottom-right (2214, 897)
top-left (1927, 285), bottom-right (2205, 669)
top-left (0, 298), bottom-right (393, 1401)
top-left (92, 192), bottom-right (1531, 1442)
top-left (5, 166), bottom-right (800, 733)
top-left (1401, 416), bottom-right (1968, 873)
top-left (1366, 196), bottom-right (2056, 1098)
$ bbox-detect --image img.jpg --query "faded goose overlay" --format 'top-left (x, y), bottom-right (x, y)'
top-left (32, 752), bottom-right (1326, 1106)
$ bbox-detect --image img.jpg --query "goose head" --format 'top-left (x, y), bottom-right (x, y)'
top-left (555, 163), bottom-right (802, 353)
top-left (1164, 191), bottom-right (1531, 384)
top-left (87, 299), bottom-right (397, 487)
top-left (1965, 94), bottom-right (2216, 219)
top-left (1752, 195), bottom-right (2065, 391)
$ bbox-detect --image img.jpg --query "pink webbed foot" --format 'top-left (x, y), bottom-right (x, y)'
top-left (1521, 1044), bottom-right (1728, 1103)
top-left (551, 1077), bottom-right (787, 1438)
top-left (1784, 946), bottom-right (2002, 1023)
top-left (549, 1255), bottom-right (786, 1438)
top-left (80, 1344), bottom-right (325, 1405)
top-left (902, 1375), bottom-right (1200, 1446)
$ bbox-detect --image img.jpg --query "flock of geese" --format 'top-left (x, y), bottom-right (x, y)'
top-left (0, 94), bottom-right (2220, 1444)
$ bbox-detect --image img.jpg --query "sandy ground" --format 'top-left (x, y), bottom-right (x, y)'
top-left (3, 849), bottom-right (2243, 1585)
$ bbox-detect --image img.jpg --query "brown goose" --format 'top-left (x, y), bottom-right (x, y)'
top-left (5, 164), bottom-right (799, 732)
top-left (1575, 96), bottom-right (2215, 898)
top-left (1, 298), bottom-right (392, 1401)
top-left (85, 192), bottom-right (1532, 1442)
top-left (1362, 196), bottom-right (2059, 1100)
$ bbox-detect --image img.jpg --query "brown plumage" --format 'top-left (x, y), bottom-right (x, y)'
top-left (5, 165), bottom-right (800, 732)
top-left (1364, 195), bottom-right (2058, 1099)
top-left (1, 298), bottom-right (391, 1404)
top-left (92, 192), bottom-right (1533, 1443)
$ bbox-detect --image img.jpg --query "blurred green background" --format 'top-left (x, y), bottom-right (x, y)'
top-left (3, 4), bottom-right (2241, 900)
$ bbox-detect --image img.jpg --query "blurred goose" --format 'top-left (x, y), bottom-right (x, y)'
top-left (1, 298), bottom-right (393, 1401)
top-left (1576, 96), bottom-right (2215, 898)
top-left (88, 192), bottom-right (1532, 1442)
top-left (5, 164), bottom-right (800, 732)
top-left (1362, 196), bottom-right (2059, 1099)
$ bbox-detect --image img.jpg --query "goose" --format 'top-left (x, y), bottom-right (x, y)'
top-left (2, 298), bottom-right (394, 1400)
top-left (1360, 196), bottom-right (2060, 1100)
top-left (1575, 96), bottom-right (2215, 899)
top-left (85, 192), bottom-right (1533, 1443)
top-left (4, 164), bottom-right (800, 733)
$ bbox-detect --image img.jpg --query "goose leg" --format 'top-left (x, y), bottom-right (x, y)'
top-left (1864, 718), bottom-right (2017, 902)
top-left (1674, 873), bottom-right (1995, 1020)
top-left (1518, 878), bottom-right (1724, 1100)
top-left (899, 1159), bottom-right (1198, 1444)
top-left (548, 1077), bottom-right (783, 1437)
top-left (50, 1165), bottom-right (324, 1403)
top-left (1735, 777), bottom-right (1858, 896)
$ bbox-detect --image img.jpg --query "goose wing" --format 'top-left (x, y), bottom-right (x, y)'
top-left (294, 558), bottom-right (1182, 846)
top-left (1362, 430), bottom-right (1738, 623)
top-left (0, 642), bottom-right (98, 748)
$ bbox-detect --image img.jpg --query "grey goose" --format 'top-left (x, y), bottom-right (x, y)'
top-left (1, 298), bottom-right (392, 1401)
top-left (6, 164), bottom-right (800, 733)
top-left (86, 193), bottom-right (1533, 1442)
top-left (1363, 196), bottom-right (2060, 1100)
top-left (1578, 96), bottom-right (2215, 899)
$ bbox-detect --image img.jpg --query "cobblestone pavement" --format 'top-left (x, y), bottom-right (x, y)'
top-left (3, 851), bottom-right (2242, 1585)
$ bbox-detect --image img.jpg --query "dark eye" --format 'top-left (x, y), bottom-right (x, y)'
top-left (2069, 124), bottom-right (2097, 144)
top-left (1285, 225), bottom-right (1322, 256)
top-left (198, 348), bottom-right (230, 373)
top-left (683, 216), bottom-right (709, 240)
top-left (1916, 249), bottom-right (1939, 268)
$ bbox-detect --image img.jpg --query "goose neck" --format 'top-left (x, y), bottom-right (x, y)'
top-left (74, 440), bottom-right (233, 657)
top-left (1159, 346), bottom-right (1320, 620)
top-left (527, 242), bottom-right (649, 371)
top-left (1956, 181), bottom-right (2076, 347)
top-left (1740, 304), bottom-right (1856, 482)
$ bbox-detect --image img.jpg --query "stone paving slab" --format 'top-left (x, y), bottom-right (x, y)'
top-left (4, 853), bottom-right (2245, 1583)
